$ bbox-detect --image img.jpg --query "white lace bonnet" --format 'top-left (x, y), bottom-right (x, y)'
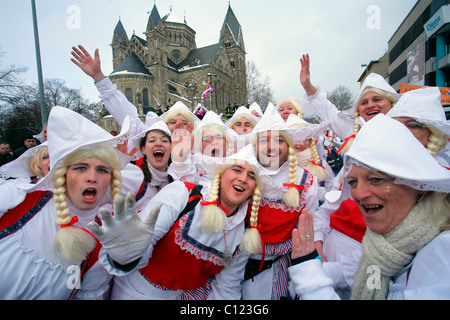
top-left (126, 111), bottom-right (172, 161)
top-left (344, 114), bottom-right (450, 193)
top-left (24, 106), bottom-right (134, 192)
top-left (250, 103), bottom-right (324, 144)
top-left (386, 86), bottom-right (450, 139)
top-left (225, 105), bottom-right (260, 128)
top-left (159, 101), bottom-right (201, 130)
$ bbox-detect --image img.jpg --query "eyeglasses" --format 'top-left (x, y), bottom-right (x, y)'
top-left (202, 135), bottom-right (224, 142)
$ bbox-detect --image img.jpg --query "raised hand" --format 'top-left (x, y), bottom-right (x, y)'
top-left (87, 192), bottom-right (162, 266)
top-left (71, 45), bottom-right (105, 82)
top-left (291, 209), bottom-right (316, 259)
top-left (171, 128), bottom-right (193, 162)
top-left (299, 54), bottom-right (318, 96)
top-left (300, 54), bottom-right (311, 86)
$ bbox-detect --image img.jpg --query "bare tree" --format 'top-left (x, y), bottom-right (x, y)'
top-left (328, 85), bottom-right (355, 111)
top-left (0, 47), bottom-right (28, 104)
top-left (0, 65), bottom-right (28, 104)
top-left (246, 60), bottom-right (273, 111)
top-left (1, 78), bottom-right (99, 149)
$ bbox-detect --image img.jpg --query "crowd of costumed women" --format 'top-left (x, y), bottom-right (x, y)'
top-left (0, 47), bottom-right (448, 300)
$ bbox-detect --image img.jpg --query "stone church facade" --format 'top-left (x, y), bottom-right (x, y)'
top-left (97, 4), bottom-right (247, 132)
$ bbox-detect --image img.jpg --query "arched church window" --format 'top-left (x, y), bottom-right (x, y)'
top-left (126, 88), bottom-right (133, 104)
top-left (143, 89), bottom-right (149, 106)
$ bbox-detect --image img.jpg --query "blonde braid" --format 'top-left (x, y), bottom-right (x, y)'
top-left (240, 186), bottom-right (262, 254)
top-left (426, 132), bottom-right (446, 157)
top-left (53, 166), bottom-right (96, 263)
top-left (226, 134), bottom-right (235, 155)
top-left (54, 166), bottom-right (70, 226)
top-left (249, 187), bottom-right (262, 228)
top-left (110, 168), bottom-right (122, 202)
top-left (209, 172), bottom-right (221, 202)
top-left (309, 138), bottom-right (321, 165)
top-left (306, 138), bottom-right (328, 183)
top-left (283, 146), bottom-right (300, 207)
top-left (201, 173), bottom-right (227, 233)
top-left (352, 111), bottom-right (361, 136)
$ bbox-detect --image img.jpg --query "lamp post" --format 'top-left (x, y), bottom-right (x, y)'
top-left (31, 0), bottom-right (47, 127)
top-left (207, 71), bottom-right (217, 112)
top-left (207, 72), bottom-right (213, 111)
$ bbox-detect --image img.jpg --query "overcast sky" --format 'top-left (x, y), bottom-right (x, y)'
top-left (0, 0), bottom-right (417, 106)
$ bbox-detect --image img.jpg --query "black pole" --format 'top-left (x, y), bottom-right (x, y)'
top-left (31, 0), bottom-right (48, 127)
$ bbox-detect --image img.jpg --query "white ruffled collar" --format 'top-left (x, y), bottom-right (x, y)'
top-left (147, 161), bottom-right (170, 187)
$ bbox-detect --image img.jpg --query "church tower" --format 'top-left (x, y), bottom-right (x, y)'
top-left (111, 19), bottom-right (129, 70)
top-left (145, 4), bottom-right (167, 67)
top-left (163, 9), bottom-right (197, 65)
top-left (100, 3), bottom-right (248, 133)
top-left (220, 4), bottom-right (247, 104)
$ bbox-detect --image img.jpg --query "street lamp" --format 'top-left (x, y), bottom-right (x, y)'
top-left (31, 0), bottom-right (48, 127)
top-left (207, 72), bottom-right (217, 112)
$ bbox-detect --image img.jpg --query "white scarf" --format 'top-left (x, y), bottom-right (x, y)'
top-left (351, 194), bottom-right (447, 300)
top-left (295, 148), bottom-right (312, 168)
top-left (148, 161), bottom-right (170, 189)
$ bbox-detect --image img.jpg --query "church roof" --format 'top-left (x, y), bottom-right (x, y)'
top-left (173, 43), bottom-right (223, 72)
top-left (220, 5), bottom-right (241, 43)
top-left (163, 11), bottom-right (185, 24)
top-left (110, 52), bottom-right (153, 77)
top-left (132, 34), bottom-right (147, 47)
top-left (148, 4), bottom-right (161, 29)
top-left (114, 19), bottom-right (127, 40)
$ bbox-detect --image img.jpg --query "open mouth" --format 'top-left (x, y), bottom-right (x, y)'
top-left (211, 148), bottom-right (221, 157)
top-left (153, 150), bottom-right (165, 160)
top-left (362, 204), bottom-right (383, 215)
top-left (366, 111), bottom-right (380, 117)
top-left (82, 188), bottom-right (97, 202)
top-left (232, 185), bottom-right (245, 192)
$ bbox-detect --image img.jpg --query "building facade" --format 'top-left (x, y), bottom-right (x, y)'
top-left (388, 0), bottom-right (450, 90)
top-left (97, 4), bottom-right (247, 131)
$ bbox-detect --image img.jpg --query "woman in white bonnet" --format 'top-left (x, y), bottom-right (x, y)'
top-left (289, 114), bottom-right (450, 300)
top-left (0, 144), bottom-right (50, 220)
top-left (312, 85), bottom-right (450, 299)
top-left (386, 86), bottom-right (450, 167)
top-left (225, 106), bottom-right (259, 135)
top-left (299, 54), bottom-right (400, 155)
top-left (0, 143), bottom-right (49, 182)
top-left (276, 97), bottom-right (304, 122)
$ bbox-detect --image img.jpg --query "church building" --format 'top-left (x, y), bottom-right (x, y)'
top-left (98, 3), bottom-right (247, 131)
